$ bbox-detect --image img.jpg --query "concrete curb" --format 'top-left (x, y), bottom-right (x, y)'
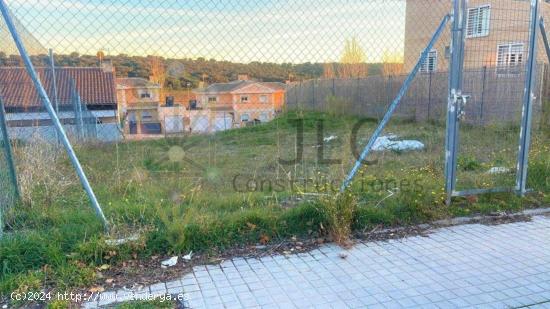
top-left (433, 207), bottom-right (550, 227)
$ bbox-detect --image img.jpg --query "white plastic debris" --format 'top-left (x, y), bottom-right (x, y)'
top-left (161, 256), bottom-right (178, 268)
top-left (372, 135), bottom-right (425, 152)
top-left (182, 251), bottom-right (193, 261)
top-left (323, 135), bottom-right (338, 142)
top-left (487, 167), bottom-right (511, 174)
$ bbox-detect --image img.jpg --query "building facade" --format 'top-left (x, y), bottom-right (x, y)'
top-left (116, 77), bottom-right (163, 136)
top-left (404, 0), bottom-right (550, 73)
top-left (194, 78), bottom-right (286, 131)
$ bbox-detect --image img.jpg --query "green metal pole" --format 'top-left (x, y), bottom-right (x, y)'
top-left (0, 0), bottom-right (109, 231)
top-left (0, 97), bottom-right (19, 200)
top-left (0, 97), bottom-right (19, 239)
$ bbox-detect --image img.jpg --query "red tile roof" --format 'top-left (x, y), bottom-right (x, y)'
top-left (196, 80), bottom-right (287, 94)
top-left (0, 67), bottom-right (117, 110)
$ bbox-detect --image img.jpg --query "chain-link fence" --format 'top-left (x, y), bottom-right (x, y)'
top-left (0, 96), bottom-right (18, 238)
top-left (0, 0), bottom-right (548, 242)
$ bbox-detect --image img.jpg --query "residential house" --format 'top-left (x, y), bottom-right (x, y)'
top-left (193, 76), bottom-right (286, 132)
top-left (403, 0), bottom-right (550, 124)
top-left (116, 77), bottom-right (163, 136)
top-left (0, 66), bottom-right (119, 142)
top-left (404, 0), bottom-right (550, 73)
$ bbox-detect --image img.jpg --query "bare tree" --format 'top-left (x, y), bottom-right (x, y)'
top-left (338, 38), bottom-right (368, 78)
top-left (149, 56), bottom-right (166, 98)
top-left (149, 56), bottom-right (166, 86)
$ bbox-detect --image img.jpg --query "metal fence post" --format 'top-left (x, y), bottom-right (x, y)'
top-left (76, 93), bottom-right (85, 140)
top-left (444, 0), bottom-right (467, 204)
top-left (312, 79), bottom-right (315, 109)
top-left (0, 97), bottom-right (19, 199)
top-left (296, 82), bottom-right (300, 109)
top-left (48, 49), bottom-right (63, 145)
top-left (539, 19), bottom-right (550, 130)
top-left (0, 0), bottom-right (109, 231)
top-left (480, 66), bottom-right (487, 123)
top-left (539, 18), bottom-right (550, 63)
top-left (49, 49), bottom-right (59, 114)
top-left (516, 0), bottom-right (540, 195)
top-left (0, 97), bottom-right (20, 238)
top-left (70, 79), bottom-right (86, 140)
top-left (428, 70), bottom-right (433, 120)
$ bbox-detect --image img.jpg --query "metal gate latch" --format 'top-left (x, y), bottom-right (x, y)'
top-left (455, 93), bottom-right (471, 121)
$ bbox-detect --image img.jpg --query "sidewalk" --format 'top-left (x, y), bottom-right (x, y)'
top-left (85, 215), bottom-right (550, 308)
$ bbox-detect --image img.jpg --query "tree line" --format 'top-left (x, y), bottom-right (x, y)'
top-left (0, 47), bottom-right (398, 90)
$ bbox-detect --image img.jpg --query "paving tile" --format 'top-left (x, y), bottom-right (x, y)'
top-left (231, 284), bottom-right (250, 293)
top-left (238, 296), bottom-right (259, 307)
top-left (148, 282), bottom-right (166, 293)
top-left (165, 280), bottom-right (182, 289)
top-left (82, 215), bottom-right (550, 309)
top-left (182, 284), bottom-right (200, 293)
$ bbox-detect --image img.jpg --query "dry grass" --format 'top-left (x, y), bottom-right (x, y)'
top-left (12, 135), bottom-right (76, 206)
top-left (319, 192), bottom-right (357, 245)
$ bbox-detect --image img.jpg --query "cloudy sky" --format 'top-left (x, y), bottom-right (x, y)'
top-left (4, 0), bottom-right (408, 63)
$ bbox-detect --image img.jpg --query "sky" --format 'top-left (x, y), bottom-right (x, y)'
top-left (3, 0), bottom-right (408, 63)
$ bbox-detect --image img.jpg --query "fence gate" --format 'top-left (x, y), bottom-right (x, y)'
top-left (446, 0), bottom-right (540, 200)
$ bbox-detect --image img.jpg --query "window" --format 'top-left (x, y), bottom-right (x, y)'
top-left (496, 43), bottom-right (524, 75)
top-left (259, 112), bottom-right (269, 122)
top-left (240, 96), bottom-right (249, 103)
top-left (140, 92), bottom-right (151, 99)
top-left (420, 50), bottom-right (437, 73)
top-left (240, 113), bottom-right (250, 122)
top-left (467, 5), bottom-right (491, 38)
top-left (260, 95), bottom-right (268, 104)
top-left (445, 46), bottom-right (451, 59)
top-left (208, 96), bottom-right (217, 103)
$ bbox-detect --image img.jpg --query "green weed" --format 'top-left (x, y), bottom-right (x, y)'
top-left (1, 111), bottom-right (548, 304)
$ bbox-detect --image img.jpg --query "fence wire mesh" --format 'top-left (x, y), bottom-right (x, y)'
top-left (0, 0), bottom-right (548, 245)
top-left (456, 1), bottom-right (535, 192)
top-left (0, 97), bottom-right (17, 238)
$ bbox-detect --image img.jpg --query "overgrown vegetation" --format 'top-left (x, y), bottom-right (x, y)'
top-left (11, 136), bottom-right (73, 206)
top-left (1, 111), bottom-right (548, 306)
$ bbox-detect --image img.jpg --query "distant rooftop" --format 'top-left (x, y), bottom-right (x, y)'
top-left (196, 80), bottom-right (286, 94)
top-left (116, 77), bottom-right (160, 89)
top-left (0, 67), bottom-right (117, 111)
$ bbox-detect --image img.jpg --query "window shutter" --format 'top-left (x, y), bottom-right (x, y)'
top-left (467, 8), bottom-right (476, 37)
top-left (479, 6), bottom-right (490, 36)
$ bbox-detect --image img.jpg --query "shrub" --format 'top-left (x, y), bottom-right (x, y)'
top-left (318, 193), bottom-right (357, 245)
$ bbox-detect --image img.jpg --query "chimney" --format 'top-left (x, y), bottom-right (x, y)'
top-left (237, 73), bottom-right (249, 81)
